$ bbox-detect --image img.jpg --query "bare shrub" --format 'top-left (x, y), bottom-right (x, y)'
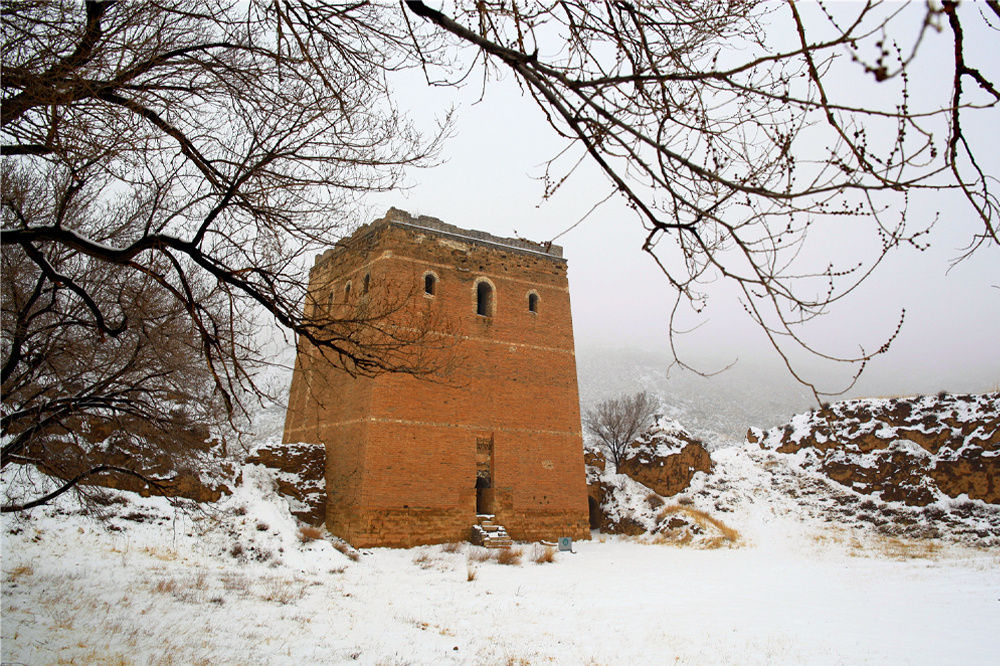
top-left (255, 521), bottom-right (269, 532)
top-left (497, 547), bottom-right (522, 566)
top-left (584, 392), bottom-right (658, 469)
top-left (645, 493), bottom-right (665, 510)
top-left (440, 541), bottom-right (462, 553)
top-left (298, 525), bottom-right (324, 543)
top-left (466, 565), bottom-right (477, 582)
top-left (532, 545), bottom-right (556, 564)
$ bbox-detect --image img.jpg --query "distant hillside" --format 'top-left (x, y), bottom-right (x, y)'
top-left (576, 346), bottom-right (813, 446)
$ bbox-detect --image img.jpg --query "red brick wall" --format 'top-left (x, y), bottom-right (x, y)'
top-left (283, 212), bottom-right (589, 546)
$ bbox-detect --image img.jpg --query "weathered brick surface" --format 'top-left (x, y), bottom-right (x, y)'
top-left (283, 209), bottom-right (590, 546)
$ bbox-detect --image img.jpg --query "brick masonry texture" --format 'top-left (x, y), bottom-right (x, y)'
top-left (282, 209), bottom-right (590, 546)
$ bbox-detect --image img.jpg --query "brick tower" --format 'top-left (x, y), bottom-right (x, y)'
top-left (282, 208), bottom-right (589, 547)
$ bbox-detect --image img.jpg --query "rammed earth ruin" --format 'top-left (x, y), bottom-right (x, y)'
top-left (282, 209), bottom-right (590, 547)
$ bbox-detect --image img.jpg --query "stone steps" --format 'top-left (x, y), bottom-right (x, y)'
top-left (471, 514), bottom-right (513, 549)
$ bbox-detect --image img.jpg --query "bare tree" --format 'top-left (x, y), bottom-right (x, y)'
top-left (584, 391), bottom-right (658, 470)
top-left (1, 1), bottom-right (452, 508)
top-left (4, 1), bottom-right (999, 507)
top-left (402, 0), bottom-right (999, 399)
top-left (1, 164), bottom-right (240, 511)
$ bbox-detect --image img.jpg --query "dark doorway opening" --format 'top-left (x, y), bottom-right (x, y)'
top-left (476, 476), bottom-right (493, 515)
top-left (588, 495), bottom-right (602, 530)
top-left (475, 434), bottom-right (495, 515)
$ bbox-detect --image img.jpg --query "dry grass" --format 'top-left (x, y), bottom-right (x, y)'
top-left (496, 547), bottom-right (523, 566)
top-left (468, 548), bottom-right (492, 563)
top-left (141, 546), bottom-right (177, 561)
top-left (412, 552), bottom-right (434, 569)
top-left (532, 545), bottom-right (556, 564)
top-left (332, 539), bottom-right (360, 562)
top-left (645, 492), bottom-right (665, 510)
top-left (6, 564), bottom-right (34, 580)
top-left (466, 565), bottom-right (477, 582)
top-left (815, 529), bottom-right (946, 560)
top-left (56, 651), bottom-right (134, 665)
top-left (220, 572), bottom-right (251, 594)
top-left (440, 541), bottom-right (462, 554)
top-left (259, 576), bottom-right (306, 604)
top-left (152, 578), bottom-right (179, 594)
top-left (298, 525), bottom-right (324, 543)
top-left (655, 505), bottom-right (741, 548)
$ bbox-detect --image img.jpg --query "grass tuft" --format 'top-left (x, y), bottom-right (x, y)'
top-left (298, 525), bottom-right (323, 543)
top-left (497, 547), bottom-right (522, 566)
top-left (468, 548), bottom-right (492, 563)
top-left (331, 539), bottom-right (360, 562)
top-left (532, 545), bottom-right (556, 564)
top-left (412, 552), bottom-right (434, 569)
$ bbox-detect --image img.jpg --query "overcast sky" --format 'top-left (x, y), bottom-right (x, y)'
top-left (366, 2), bottom-right (999, 399)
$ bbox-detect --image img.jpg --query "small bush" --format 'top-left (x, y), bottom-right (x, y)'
top-left (298, 525), bottom-right (324, 543)
top-left (229, 542), bottom-right (244, 559)
top-left (466, 565), bottom-right (477, 582)
top-left (497, 547), bottom-right (522, 566)
top-left (412, 553), bottom-right (434, 569)
top-left (440, 541), bottom-right (462, 553)
top-left (532, 545), bottom-right (556, 564)
top-left (936, 390), bottom-right (948, 399)
top-left (255, 521), bottom-right (269, 532)
top-left (645, 493), bottom-right (665, 510)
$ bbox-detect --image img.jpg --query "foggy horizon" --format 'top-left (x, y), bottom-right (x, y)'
top-left (361, 3), bottom-right (998, 403)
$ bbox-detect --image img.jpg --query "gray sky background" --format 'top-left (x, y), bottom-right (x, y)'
top-left (365, 3), bottom-right (999, 399)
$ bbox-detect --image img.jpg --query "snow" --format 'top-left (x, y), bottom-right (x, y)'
top-left (4, 444), bottom-right (999, 665)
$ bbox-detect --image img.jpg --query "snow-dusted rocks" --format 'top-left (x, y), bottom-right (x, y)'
top-left (616, 416), bottom-right (713, 498)
top-left (585, 417), bottom-right (728, 545)
top-left (747, 392), bottom-right (999, 506)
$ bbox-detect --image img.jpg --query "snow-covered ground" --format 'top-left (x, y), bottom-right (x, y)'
top-left (4, 446), bottom-right (999, 665)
